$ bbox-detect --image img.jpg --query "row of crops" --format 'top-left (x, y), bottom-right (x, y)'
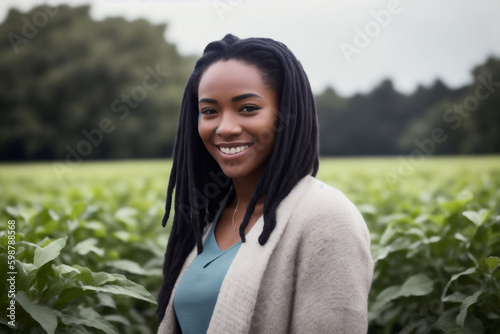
top-left (0, 157), bottom-right (499, 333)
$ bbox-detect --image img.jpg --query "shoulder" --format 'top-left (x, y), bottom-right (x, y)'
top-left (293, 175), bottom-right (357, 209)
top-left (288, 175), bottom-right (365, 226)
top-left (286, 175), bottom-right (370, 245)
top-left (280, 177), bottom-right (373, 333)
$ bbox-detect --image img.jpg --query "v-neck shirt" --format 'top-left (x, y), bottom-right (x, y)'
top-left (173, 203), bottom-right (242, 334)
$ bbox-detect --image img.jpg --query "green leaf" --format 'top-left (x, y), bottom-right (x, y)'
top-left (93, 271), bottom-right (118, 286)
top-left (406, 227), bottom-right (426, 239)
top-left (71, 202), bottom-right (87, 219)
top-left (456, 288), bottom-right (484, 327)
top-left (53, 264), bottom-right (81, 275)
top-left (97, 292), bottom-right (117, 309)
top-left (441, 267), bottom-right (476, 299)
top-left (485, 256), bottom-right (500, 272)
top-left (71, 265), bottom-right (157, 304)
top-left (442, 292), bottom-right (468, 303)
top-left (48, 209), bottom-right (60, 222)
top-left (58, 308), bottom-right (119, 334)
top-left (18, 261), bottom-right (38, 273)
top-left (463, 210), bottom-right (489, 226)
top-left (379, 224), bottom-right (397, 246)
top-left (454, 232), bottom-right (469, 243)
top-left (103, 314), bottom-right (131, 326)
top-left (434, 308), bottom-right (477, 333)
top-left (368, 285), bottom-right (400, 322)
top-left (370, 273), bottom-right (434, 321)
top-left (80, 271), bottom-right (157, 304)
top-left (399, 273), bottom-right (434, 297)
top-left (53, 288), bottom-right (91, 309)
top-left (374, 286), bottom-right (400, 307)
top-left (377, 213), bottom-right (409, 225)
top-left (16, 291), bottom-right (58, 334)
top-left (67, 219), bottom-right (79, 232)
top-left (414, 214), bottom-right (428, 224)
top-left (115, 207), bottom-right (138, 226)
top-left (83, 221), bottom-right (107, 237)
top-left (19, 206), bottom-right (40, 223)
top-left (5, 206), bottom-right (19, 217)
top-left (73, 238), bottom-right (105, 256)
top-left (34, 236), bottom-right (68, 268)
top-left (357, 204), bottom-right (377, 215)
top-left (106, 259), bottom-right (162, 276)
top-left (113, 230), bottom-right (131, 242)
top-left (72, 265), bottom-right (94, 284)
top-left (81, 282), bottom-right (157, 304)
top-left (423, 235), bottom-right (441, 244)
top-left (440, 190), bottom-right (473, 214)
top-left (372, 237), bottom-right (413, 262)
top-left (456, 189), bottom-right (474, 201)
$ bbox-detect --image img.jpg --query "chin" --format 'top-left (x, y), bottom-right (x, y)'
top-left (219, 167), bottom-right (243, 180)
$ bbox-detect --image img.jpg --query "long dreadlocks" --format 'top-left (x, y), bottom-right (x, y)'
top-left (157, 34), bottom-right (319, 323)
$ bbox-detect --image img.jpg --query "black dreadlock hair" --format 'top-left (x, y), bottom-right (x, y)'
top-left (157, 34), bottom-right (319, 323)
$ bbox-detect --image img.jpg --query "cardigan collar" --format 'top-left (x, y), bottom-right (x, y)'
top-left (161, 175), bottom-right (314, 333)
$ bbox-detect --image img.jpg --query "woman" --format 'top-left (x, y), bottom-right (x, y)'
top-left (157, 34), bottom-right (373, 334)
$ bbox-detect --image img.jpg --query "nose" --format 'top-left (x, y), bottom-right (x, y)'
top-left (216, 111), bottom-right (242, 137)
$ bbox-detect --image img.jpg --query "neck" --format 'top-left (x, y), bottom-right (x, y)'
top-left (230, 174), bottom-right (265, 210)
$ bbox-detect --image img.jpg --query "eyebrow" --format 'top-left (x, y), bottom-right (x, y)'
top-left (198, 93), bottom-right (263, 104)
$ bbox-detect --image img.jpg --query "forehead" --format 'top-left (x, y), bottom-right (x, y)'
top-left (198, 60), bottom-right (267, 96)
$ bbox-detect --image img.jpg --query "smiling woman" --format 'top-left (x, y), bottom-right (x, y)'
top-left (157, 34), bottom-right (373, 334)
top-left (198, 60), bottom-right (278, 189)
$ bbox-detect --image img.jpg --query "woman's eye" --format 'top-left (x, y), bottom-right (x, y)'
top-left (240, 105), bottom-right (259, 112)
top-left (200, 109), bottom-right (217, 115)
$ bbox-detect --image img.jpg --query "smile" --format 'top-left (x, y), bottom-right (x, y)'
top-left (217, 144), bottom-right (251, 155)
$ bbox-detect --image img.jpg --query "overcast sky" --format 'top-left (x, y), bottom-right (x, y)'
top-left (2, 0), bottom-right (500, 96)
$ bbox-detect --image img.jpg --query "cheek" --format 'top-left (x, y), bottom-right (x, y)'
top-left (198, 122), bottom-right (211, 145)
top-left (255, 114), bottom-right (279, 146)
top-left (257, 126), bottom-right (276, 146)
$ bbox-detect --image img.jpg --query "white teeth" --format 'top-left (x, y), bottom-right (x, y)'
top-left (219, 145), bottom-right (249, 155)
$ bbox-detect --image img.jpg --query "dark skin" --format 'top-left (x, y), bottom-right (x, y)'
top-left (197, 60), bottom-right (279, 251)
top-left (215, 196), bottom-right (265, 251)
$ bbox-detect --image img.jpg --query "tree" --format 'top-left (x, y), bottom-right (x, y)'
top-left (0, 4), bottom-right (197, 161)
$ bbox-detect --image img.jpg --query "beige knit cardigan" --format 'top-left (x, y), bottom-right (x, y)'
top-left (158, 175), bottom-right (373, 334)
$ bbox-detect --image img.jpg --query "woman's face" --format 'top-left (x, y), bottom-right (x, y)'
top-left (198, 60), bottom-right (279, 182)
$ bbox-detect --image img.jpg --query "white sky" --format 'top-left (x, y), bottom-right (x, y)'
top-left (1, 0), bottom-right (500, 96)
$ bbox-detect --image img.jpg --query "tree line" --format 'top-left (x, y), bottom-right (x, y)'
top-left (0, 4), bottom-right (498, 161)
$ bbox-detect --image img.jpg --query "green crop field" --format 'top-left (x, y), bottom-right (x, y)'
top-left (1, 157), bottom-right (499, 333)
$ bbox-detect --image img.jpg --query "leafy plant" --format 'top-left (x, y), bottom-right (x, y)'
top-left (1, 158), bottom-right (499, 333)
top-left (0, 161), bottom-right (169, 333)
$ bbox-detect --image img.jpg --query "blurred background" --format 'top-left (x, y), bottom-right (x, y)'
top-left (0, 0), bottom-right (499, 162)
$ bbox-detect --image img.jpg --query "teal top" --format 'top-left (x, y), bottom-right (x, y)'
top-left (173, 202), bottom-right (242, 334)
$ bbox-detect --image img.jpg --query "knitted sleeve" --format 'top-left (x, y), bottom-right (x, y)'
top-left (290, 185), bottom-right (373, 334)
